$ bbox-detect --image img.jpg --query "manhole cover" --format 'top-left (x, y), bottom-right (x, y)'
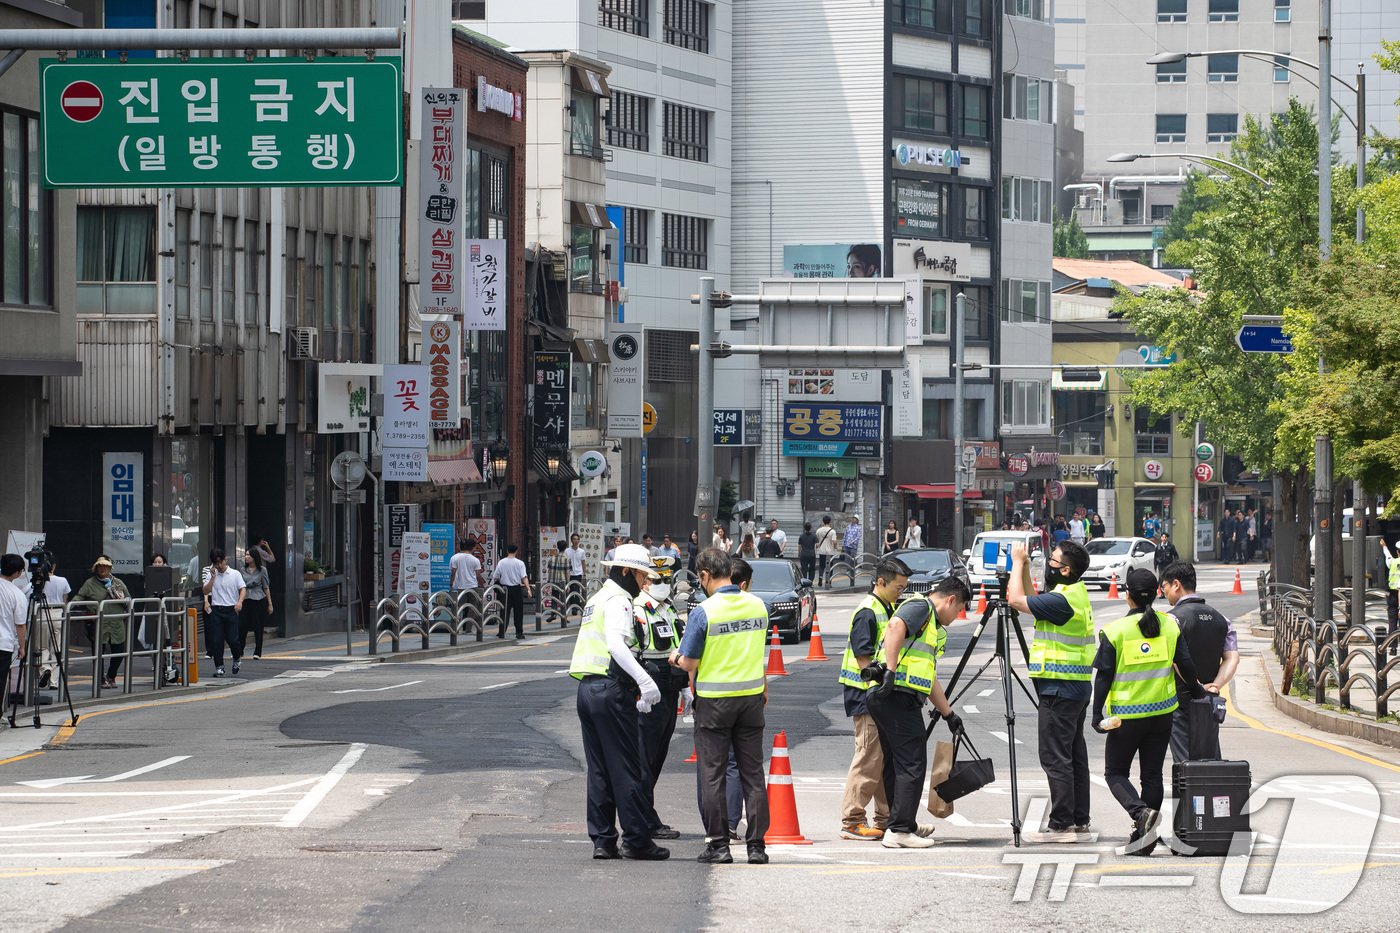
top-left (43, 742), bottom-right (150, 751)
top-left (301, 843), bottom-right (442, 853)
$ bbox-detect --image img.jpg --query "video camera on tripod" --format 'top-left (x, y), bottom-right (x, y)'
top-left (24, 544), bottom-right (53, 588)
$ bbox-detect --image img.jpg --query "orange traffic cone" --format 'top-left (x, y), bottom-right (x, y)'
top-left (763, 731), bottom-right (812, 845)
top-left (1032, 576), bottom-right (1040, 595)
top-left (684, 745), bottom-right (697, 763)
top-left (805, 619), bottom-right (830, 661)
top-left (1232, 568), bottom-right (1243, 595)
top-left (1108, 573), bottom-right (1120, 599)
top-left (958, 600), bottom-right (968, 620)
top-left (976, 584), bottom-right (987, 614)
top-left (765, 627), bottom-right (790, 677)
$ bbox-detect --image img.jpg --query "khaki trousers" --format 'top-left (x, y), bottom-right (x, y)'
top-left (840, 712), bottom-right (889, 827)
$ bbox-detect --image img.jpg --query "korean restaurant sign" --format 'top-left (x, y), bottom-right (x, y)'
top-left (40, 57), bottom-right (403, 188)
top-left (419, 88), bottom-right (465, 316)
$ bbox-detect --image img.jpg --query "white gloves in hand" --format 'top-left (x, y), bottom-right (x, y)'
top-left (638, 677), bottom-right (662, 709)
top-left (680, 687), bottom-right (695, 715)
top-left (636, 698), bottom-right (654, 714)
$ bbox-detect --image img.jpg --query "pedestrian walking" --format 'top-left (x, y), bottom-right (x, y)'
top-left (1089, 513), bottom-right (1106, 540)
top-left (75, 556), bottom-right (134, 687)
top-left (863, 577), bottom-right (969, 848)
top-left (882, 520), bottom-right (901, 554)
top-left (903, 516), bottom-right (923, 549)
top-left (1261, 514), bottom-right (1273, 563)
top-left (201, 549), bottom-right (245, 678)
top-left (815, 516), bottom-right (839, 586)
top-left (239, 547), bottom-right (273, 660)
top-left (756, 530), bottom-right (782, 559)
top-left (450, 538), bottom-right (484, 593)
top-left (738, 513), bottom-right (756, 549)
top-left (1162, 561), bottom-right (1238, 763)
top-left (687, 531), bottom-right (700, 573)
top-left (1052, 518), bottom-right (1070, 546)
top-left (1382, 540), bottom-right (1400, 635)
top-left (1143, 511), bottom-right (1161, 541)
top-left (1092, 568), bottom-right (1205, 855)
top-left (843, 516), bottom-right (864, 563)
top-left (837, 558), bottom-right (908, 841)
top-left (1069, 512), bottom-right (1087, 546)
top-left (1217, 511), bottom-right (1235, 562)
top-left (736, 534), bottom-right (758, 559)
top-left (768, 519), bottom-right (787, 555)
top-left (1008, 540), bottom-right (1095, 843)
top-left (797, 523), bottom-right (818, 584)
top-left (672, 548), bottom-right (772, 864)
top-left (490, 544), bottom-right (533, 640)
top-left (1245, 508), bottom-right (1258, 562)
top-left (1153, 533), bottom-right (1178, 576)
top-left (569, 543), bottom-right (669, 861)
top-left (562, 533), bottom-right (587, 587)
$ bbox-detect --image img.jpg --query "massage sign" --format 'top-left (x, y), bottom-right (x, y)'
top-left (423, 319), bottom-right (462, 431)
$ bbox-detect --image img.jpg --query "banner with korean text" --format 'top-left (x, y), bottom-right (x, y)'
top-left (422, 320), bottom-right (462, 430)
top-left (465, 238), bottom-right (507, 330)
top-left (419, 88), bottom-right (465, 316)
top-left (384, 363), bottom-right (429, 481)
top-left (102, 452), bottom-right (145, 573)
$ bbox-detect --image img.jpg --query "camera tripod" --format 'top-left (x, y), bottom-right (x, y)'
top-left (6, 583), bottom-right (78, 730)
top-left (936, 572), bottom-right (1036, 847)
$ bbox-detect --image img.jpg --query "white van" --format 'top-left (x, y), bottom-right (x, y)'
top-left (964, 530), bottom-right (1046, 592)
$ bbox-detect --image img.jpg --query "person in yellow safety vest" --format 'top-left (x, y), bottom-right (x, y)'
top-left (863, 575), bottom-right (971, 849)
top-left (1381, 539), bottom-right (1400, 639)
top-left (1092, 568), bottom-right (1205, 856)
top-left (568, 542), bottom-right (670, 862)
top-left (670, 548), bottom-right (773, 866)
top-left (837, 557), bottom-right (911, 841)
top-left (1006, 540), bottom-right (1096, 844)
top-left (633, 554), bottom-right (687, 840)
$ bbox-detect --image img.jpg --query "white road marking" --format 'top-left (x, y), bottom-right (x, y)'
top-left (988, 730), bottom-right (1023, 745)
top-left (480, 681), bottom-right (520, 691)
top-left (1089, 773), bottom-right (1109, 789)
top-left (1314, 797), bottom-right (1400, 825)
top-left (1098, 876), bottom-right (1195, 888)
top-left (277, 743), bottom-right (368, 829)
top-left (332, 680), bottom-right (424, 694)
top-left (963, 705), bottom-right (981, 714)
top-left (18, 756), bottom-right (190, 789)
top-left (977, 689), bottom-right (995, 697)
top-left (276, 669), bottom-right (335, 679)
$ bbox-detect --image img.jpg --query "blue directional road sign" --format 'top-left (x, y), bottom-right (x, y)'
top-left (1235, 324), bottom-right (1293, 354)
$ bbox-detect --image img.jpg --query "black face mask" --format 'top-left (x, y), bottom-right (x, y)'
top-left (1044, 566), bottom-right (1069, 588)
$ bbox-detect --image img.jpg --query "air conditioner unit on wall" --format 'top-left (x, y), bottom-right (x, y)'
top-left (289, 327), bottom-right (320, 360)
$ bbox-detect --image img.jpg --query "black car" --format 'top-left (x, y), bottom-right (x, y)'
top-left (886, 548), bottom-right (971, 596)
top-left (745, 559), bottom-right (817, 644)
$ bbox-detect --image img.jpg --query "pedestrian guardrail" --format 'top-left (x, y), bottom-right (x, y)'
top-left (1270, 589), bottom-right (1400, 719)
top-left (825, 551), bottom-right (879, 588)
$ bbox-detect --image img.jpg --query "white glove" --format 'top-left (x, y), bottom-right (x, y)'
top-left (638, 676), bottom-right (662, 709)
top-left (680, 686), bottom-right (695, 716)
top-left (636, 697), bottom-right (654, 714)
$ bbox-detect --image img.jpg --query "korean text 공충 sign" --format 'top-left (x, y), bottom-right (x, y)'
top-left (41, 57), bottom-right (403, 188)
top-left (782, 403), bottom-right (883, 443)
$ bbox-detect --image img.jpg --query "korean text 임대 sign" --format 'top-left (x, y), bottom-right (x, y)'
top-left (103, 452), bottom-right (145, 573)
top-left (41, 57), bottom-right (403, 188)
top-left (419, 88), bottom-right (464, 316)
top-left (465, 239), bottom-right (507, 331)
top-left (782, 403), bottom-right (883, 443)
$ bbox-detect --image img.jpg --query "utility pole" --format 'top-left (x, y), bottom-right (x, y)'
top-left (696, 277), bottom-right (716, 549)
top-left (1351, 65), bottom-right (1368, 628)
top-left (952, 292), bottom-right (967, 555)
top-left (1314, 0), bottom-right (1334, 622)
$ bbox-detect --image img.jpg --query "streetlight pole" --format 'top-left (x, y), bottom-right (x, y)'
top-left (952, 291), bottom-right (966, 555)
top-left (696, 277), bottom-right (716, 550)
top-left (1315, 0), bottom-right (1334, 622)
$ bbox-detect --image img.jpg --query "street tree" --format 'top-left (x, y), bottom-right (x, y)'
top-left (1114, 100), bottom-right (1331, 585)
top-left (1052, 209), bottom-right (1090, 259)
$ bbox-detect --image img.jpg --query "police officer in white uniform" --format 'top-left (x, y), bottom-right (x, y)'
top-left (634, 554), bottom-right (688, 839)
top-left (568, 543), bottom-right (670, 861)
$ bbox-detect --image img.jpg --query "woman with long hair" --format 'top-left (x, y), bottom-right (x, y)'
top-left (240, 547), bottom-right (274, 660)
top-left (882, 520), bottom-right (900, 554)
top-left (737, 534), bottom-right (758, 559)
top-left (1092, 568), bottom-right (1205, 855)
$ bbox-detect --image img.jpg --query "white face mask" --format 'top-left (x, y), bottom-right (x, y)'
top-left (647, 582), bottom-right (672, 602)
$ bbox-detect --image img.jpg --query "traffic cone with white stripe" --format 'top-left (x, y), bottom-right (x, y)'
top-left (1108, 573), bottom-right (1120, 599)
top-left (805, 618), bottom-right (830, 661)
top-left (1232, 568), bottom-right (1243, 595)
top-left (763, 730), bottom-right (812, 845)
top-left (976, 584), bottom-right (987, 614)
top-left (765, 626), bottom-right (790, 677)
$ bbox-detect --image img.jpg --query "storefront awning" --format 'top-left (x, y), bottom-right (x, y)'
top-left (569, 201), bottom-right (615, 229)
top-left (570, 65), bottom-right (610, 98)
top-left (532, 448), bottom-right (580, 481)
top-left (428, 458), bottom-right (484, 487)
top-left (897, 483), bottom-right (985, 500)
top-left (572, 337), bottom-right (609, 363)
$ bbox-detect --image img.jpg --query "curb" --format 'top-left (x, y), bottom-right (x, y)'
top-left (373, 626), bottom-right (576, 664)
top-left (1257, 652), bottom-right (1400, 751)
top-left (15, 678), bottom-right (236, 722)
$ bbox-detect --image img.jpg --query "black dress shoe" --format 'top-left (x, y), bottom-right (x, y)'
top-left (697, 845), bottom-right (733, 864)
top-left (747, 845), bottom-right (769, 865)
top-left (652, 823), bottom-right (681, 840)
top-left (620, 844), bottom-right (670, 861)
top-left (592, 846), bottom-right (620, 860)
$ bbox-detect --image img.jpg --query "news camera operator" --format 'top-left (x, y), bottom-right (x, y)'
top-left (1006, 540), bottom-right (1096, 844)
top-left (860, 576), bottom-right (970, 849)
top-left (0, 554), bottom-right (28, 711)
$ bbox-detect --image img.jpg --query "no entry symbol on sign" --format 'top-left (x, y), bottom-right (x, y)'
top-left (60, 81), bottom-right (103, 122)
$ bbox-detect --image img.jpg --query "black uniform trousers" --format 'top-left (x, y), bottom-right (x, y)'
top-left (866, 689), bottom-right (928, 834)
top-left (1105, 713), bottom-right (1174, 821)
top-left (1038, 694), bottom-right (1092, 830)
top-left (695, 693), bottom-right (770, 847)
top-left (500, 585), bottom-right (525, 638)
top-left (576, 675), bottom-right (653, 851)
top-left (637, 665), bottom-right (682, 830)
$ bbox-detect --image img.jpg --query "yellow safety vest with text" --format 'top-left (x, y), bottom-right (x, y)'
top-left (838, 593), bottom-right (891, 690)
top-left (569, 579), bottom-right (632, 679)
top-left (887, 594), bottom-right (943, 696)
top-left (694, 590), bottom-right (770, 698)
top-left (1103, 610), bottom-right (1182, 719)
top-left (1388, 556), bottom-right (1400, 591)
top-left (634, 594), bottom-right (680, 659)
top-left (1027, 581), bottom-right (1095, 681)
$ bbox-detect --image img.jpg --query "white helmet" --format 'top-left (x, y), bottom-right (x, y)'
top-left (602, 542), bottom-right (661, 578)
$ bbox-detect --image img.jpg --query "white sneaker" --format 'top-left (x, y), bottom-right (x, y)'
top-left (881, 831), bottom-right (938, 849)
top-left (913, 823), bottom-right (937, 838)
top-left (1024, 829), bottom-right (1079, 844)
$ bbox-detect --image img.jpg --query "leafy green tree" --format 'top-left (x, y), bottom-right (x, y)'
top-left (1157, 170), bottom-right (1217, 254)
top-left (1052, 209), bottom-right (1089, 258)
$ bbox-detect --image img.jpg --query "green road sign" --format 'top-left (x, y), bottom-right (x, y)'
top-left (41, 57), bottom-right (402, 188)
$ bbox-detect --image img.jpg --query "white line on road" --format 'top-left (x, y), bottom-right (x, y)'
top-left (977, 689), bottom-right (995, 698)
top-left (988, 730), bottom-right (1023, 745)
top-left (277, 743), bottom-right (368, 829)
top-left (1098, 876), bottom-right (1194, 888)
top-left (18, 756), bottom-right (191, 789)
top-left (332, 680), bottom-right (424, 694)
top-left (1089, 773), bottom-right (1109, 789)
top-left (962, 705), bottom-right (981, 714)
top-left (480, 681), bottom-right (520, 691)
top-left (1314, 797), bottom-right (1400, 825)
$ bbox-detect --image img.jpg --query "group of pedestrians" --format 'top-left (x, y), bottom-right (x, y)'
top-left (1218, 508), bottom-right (1269, 563)
top-left (571, 545), bottom-right (774, 863)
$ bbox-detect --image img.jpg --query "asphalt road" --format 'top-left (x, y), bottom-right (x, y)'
top-left (2, 563), bottom-right (1397, 931)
